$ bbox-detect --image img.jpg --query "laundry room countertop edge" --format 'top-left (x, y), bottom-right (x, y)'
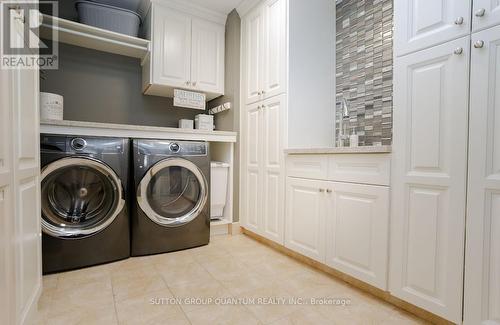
top-left (285, 146), bottom-right (392, 154)
top-left (40, 120), bottom-right (237, 143)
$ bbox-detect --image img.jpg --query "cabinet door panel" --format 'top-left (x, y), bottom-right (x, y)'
top-left (242, 102), bottom-right (262, 234)
top-left (394, 0), bottom-right (471, 56)
top-left (262, 0), bottom-right (287, 99)
top-left (464, 25), bottom-right (500, 325)
top-left (191, 18), bottom-right (224, 94)
top-left (261, 95), bottom-right (286, 244)
top-left (0, 67), bottom-right (13, 325)
top-left (285, 178), bottom-right (326, 262)
top-left (243, 6), bottom-right (264, 104)
top-left (153, 6), bottom-right (191, 88)
top-left (390, 37), bottom-right (469, 323)
top-left (473, 0), bottom-right (500, 32)
top-left (326, 183), bottom-right (389, 290)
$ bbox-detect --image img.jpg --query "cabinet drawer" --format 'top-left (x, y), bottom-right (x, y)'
top-left (328, 154), bottom-right (390, 186)
top-left (286, 155), bottom-right (328, 180)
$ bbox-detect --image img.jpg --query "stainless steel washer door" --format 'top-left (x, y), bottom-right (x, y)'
top-left (41, 157), bottom-right (125, 239)
top-left (137, 158), bottom-right (208, 227)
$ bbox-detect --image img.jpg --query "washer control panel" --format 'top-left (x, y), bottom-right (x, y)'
top-left (167, 141), bottom-right (207, 155)
top-left (71, 138), bottom-right (87, 151)
top-left (169, 142), bottom-right (180, 153)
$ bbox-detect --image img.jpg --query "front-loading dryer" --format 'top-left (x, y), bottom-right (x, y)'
top-left (40, 134), bottom-right (130, 274)
top-left (131, 139), bottom-right (210, 256)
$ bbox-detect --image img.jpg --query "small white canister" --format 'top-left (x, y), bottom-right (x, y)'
top-left (40, 92), bottom-right (63, 121)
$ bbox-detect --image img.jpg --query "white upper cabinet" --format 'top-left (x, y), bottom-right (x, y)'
top-left (243, 5), bottom-right (264, 104)
top-left (394, 0), bottom-right (471, 56)
top-left (191, 18), bottom-right (225, 94)
top-left (464, 24), bottom-right (500, 325)
top-left (390, 37), bottom-right (469, 323)
top-left (262, 0), bottom-right (287, 100)
top-left (152, 7), bottom-right (191, 89)
top-left (326, 182), bottom-right (389, 290)
top-left (242, 0), bottom-right (287, 105)
top-left (472, 0), bottom-right (500, 32)
top-left (143, 1), bottom-right (225, 100)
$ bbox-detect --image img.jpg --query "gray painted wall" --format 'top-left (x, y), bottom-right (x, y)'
top-left (208, 10), bottom-right (241, 222)
top-left (41, 8), bottom-right (242, 222)
top-left (41, 43), bottom-right (202, 127)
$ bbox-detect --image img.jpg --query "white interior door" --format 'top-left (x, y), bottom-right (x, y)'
top-left (262, 0), bottom-right (287, 99)
top-left (191, 18), bottom-right (224, 94)
top-left (285, 177), bottom-right (326, 262)
top-left (394, 0), bottom-right (471, 56)
top-left (0, 8), bottom-right (41, 325)
top-left (0, 52), bottom-right (15, 325)
top-left (261, 95), bottom-right (285, 244)
top-left (243, 5), bottom-right (264, 105)
top-left (326, 182), bottom-right (389, 290)
top-left (464, 25), bottom-right (500, 325)
top-left (390, 37), bottom-right (469, 323)
top-left (153, 5), bottom-right (192, 88)
top-left (12, 63), bottom-right (42, 325)
top-left (472, 0), bottom-right (500, 32)
top-left (242, 102), bottom-right (262, 234)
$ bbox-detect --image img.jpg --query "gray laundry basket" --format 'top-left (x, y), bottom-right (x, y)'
top-left (75, 1), bottom-right (141, 37)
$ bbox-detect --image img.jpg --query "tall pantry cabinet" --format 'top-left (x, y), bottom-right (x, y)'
top-left (238, 0), bottom-right (335, 244)
top-left (464, 23), bottom-right (500, 325)
top-left (393, 1), bottom-right (500, 324)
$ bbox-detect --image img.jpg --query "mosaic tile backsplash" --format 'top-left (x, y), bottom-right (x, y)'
top-left (335, 0), bottom-right (393, 146)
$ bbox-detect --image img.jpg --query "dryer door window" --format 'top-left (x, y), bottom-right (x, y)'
top-left (41, 157), bottom-right (125, 239)
top-left (137, 158), bottom-right (208, 227)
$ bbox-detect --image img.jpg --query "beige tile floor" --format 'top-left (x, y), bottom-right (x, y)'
top-left (37, 234), bottom-right (430, 325)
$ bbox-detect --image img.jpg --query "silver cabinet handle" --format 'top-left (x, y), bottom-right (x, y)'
top-left (192, 81), bottom-right (197, 87)
top-left (454, 17), bottom-right (464, 25)
top-left (326, 189), bottom-right (332, 193)
top-left (262, 90), bottom-right (266, 94)
top-left (319, 189), bottom-right (325, 193)
top-left (257, 91), bottom-right (262, 95)
top-left (185, 81), bottom-right (190, 86)
top-left (474, 40), bottom-right (485, 48)
top-left (257, 105), bottom-right (261, 110)
top-left (475, 8), bottom-right (486, 17)
top-left (454, 47), bottom-right (463, 55)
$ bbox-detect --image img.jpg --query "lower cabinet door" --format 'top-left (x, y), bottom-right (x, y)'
top-left (241, 102), bottom-right (263, 234)
top-left (390, 37), bottom-right (469, 324)
top-left (325, 182), bottom-right (389, 290)
top-left (285, 177), bottom-right (327, 262)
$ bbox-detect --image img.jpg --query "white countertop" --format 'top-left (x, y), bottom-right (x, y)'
top-left (285, 145), bottom-right (392, 154)
top-left (40, 120), bottom-right (237, 143)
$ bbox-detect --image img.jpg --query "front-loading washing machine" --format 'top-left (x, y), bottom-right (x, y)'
top-left (131, 139), bottom-right (210, 256)
top-left (40, 134), bottom-right (130, 274)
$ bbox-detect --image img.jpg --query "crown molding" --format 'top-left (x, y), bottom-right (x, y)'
top-left (142, 0), bottom-right (227, 25)
top-left (236, 0), bottom-right (260, 16)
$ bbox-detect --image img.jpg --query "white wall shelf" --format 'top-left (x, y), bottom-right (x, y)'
top-left (40, 15), bottom-right (150, 61)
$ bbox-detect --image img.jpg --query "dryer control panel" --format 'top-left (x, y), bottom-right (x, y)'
top-left (137, 140), bottom-right (208, 156)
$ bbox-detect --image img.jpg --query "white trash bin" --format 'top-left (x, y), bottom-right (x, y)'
top-left (210, 161), bottom-right (230, 220)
